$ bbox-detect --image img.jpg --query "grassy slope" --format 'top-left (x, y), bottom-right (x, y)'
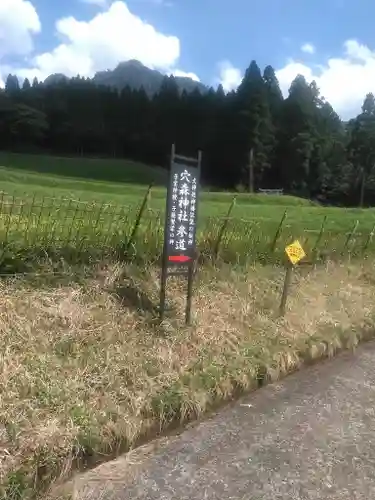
top-left (0, 152), bottom-right (312, 211)
top-left (0, 152), bottom-right (374, 264)
top-left (1, 153), bottom-right (375, 497)
top-left (1, 152), bottom-right (372, 278)
top-left (2, 262), bottom-right (375, 499)
top-left (0, 152), bottom-right (169, 186)
top-left (0, 152), bottom-right (372, 224)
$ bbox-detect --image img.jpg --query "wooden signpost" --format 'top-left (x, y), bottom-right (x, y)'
top-left (279, 239), bottom-right (306, 316)
top-left (159, 144), bottom-right (202, 325)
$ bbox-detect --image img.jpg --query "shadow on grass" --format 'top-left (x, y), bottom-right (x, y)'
top-left (114, 283), bottom-right (159, 315)
top-left (110, 272), bottom-right (185, 341)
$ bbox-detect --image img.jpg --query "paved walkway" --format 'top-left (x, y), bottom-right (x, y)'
top-left (76, 343), bottom-right (375, 500)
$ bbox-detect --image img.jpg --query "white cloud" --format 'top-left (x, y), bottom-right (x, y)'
top-left (276, 39), bottom-right (375, 119)
top-left (217, 60), bottom-right (242, 92)
top-left (0, 0), bottom-right (41, 59)
top-left (214, 40), bottom-right (375, 119)
top-left (301, 43), bottom-right (315, 54)
top-left (27, 1), bottom-right (180, 79)
top-left (172, 69), bottom-right (200, 81)
top-left (2, 1), bottom-right (196, 84)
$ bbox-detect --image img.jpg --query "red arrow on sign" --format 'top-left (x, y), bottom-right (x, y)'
top-left (168, 255), bottom-right (191, 263)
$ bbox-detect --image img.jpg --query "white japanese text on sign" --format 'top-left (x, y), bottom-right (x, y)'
top-left (168, 166), bottom-right (198, 253)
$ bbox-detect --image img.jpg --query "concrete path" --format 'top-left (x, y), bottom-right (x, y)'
top-left (76, 343), bottom-right (375, 500)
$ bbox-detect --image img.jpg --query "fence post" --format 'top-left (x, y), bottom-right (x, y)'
top-left (344, 220), bottom-right (359, 252)
top-left (213, 196), bottom-right (236, 259)
top-left (126, 183), bottom-right (153, 253)
top-left (3, 195), bottom-right (15, 246)
top-left (279, 262), bottom-right (293, 317)
top-left (25, 194), bottom-right (36, 246)
top-left (270, 210), bottom-right (287, 253)
top-left (0, 191), bottom-right (4, 216)
top-left (363, 222), bottom-right (375, 254)
top-left (33, 196), bottom-right (45, 245)
top-left (312, 215), bottom-right (327, 262)
top-left (67, 200), bottom-right (80, 246)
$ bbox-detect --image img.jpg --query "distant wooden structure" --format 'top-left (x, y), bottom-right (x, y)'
top-left (258, 188), bottom-right (284, 196)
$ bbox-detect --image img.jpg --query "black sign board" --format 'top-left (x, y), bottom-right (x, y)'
top-left (166, 162), bottom-right (199, 269)
top-left (159, 145), bottom-right (202, 325)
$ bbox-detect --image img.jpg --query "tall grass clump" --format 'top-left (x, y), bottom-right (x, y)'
top-left (2, 261), bottom-right (375, 499)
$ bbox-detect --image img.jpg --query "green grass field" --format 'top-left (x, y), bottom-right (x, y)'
top-left (2, 151), bottom-right (375, 499)
top-left (0, 151), bottom-right (374, 268)
top-left (0, 152), bottom-right (313, 211)
top-left (0, 151), bottom-right (169, 186)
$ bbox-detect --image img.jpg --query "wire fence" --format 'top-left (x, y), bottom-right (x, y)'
top-left (0, 190), bottom-right (374, 275)
top-left (0, 194), bottom-right (126, 245)
top-left (0, 192), bottom-right (159, 273)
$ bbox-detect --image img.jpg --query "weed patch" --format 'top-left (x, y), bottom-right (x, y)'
top-left (1, 261), bottom-right (375, 498)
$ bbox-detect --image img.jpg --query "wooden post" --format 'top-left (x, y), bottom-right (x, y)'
top-left (127, 183), bottom-right (153, 252)
top-left (344, 219), bottom-right (359, 250)
top-left (159, 145), bottom-right (175, 322)
top-left (214, 195), bottom-right (236, 259)
top-left (249, 148), bottom-right (254, 194)
top-left (185, 259), bottom-right (194, 325)
top-left (280, 239), bottom-right (306, 316)
top-left (185, 150), bottom-right (202, 325)
top-left (312, 215), bottom-right (327, 262)
top-left (279, 263), bottom-right (293, 317)
top-left (359, 167), bottom-right (366, 208)
top-left (363, 222), bottom-right (375, 254)
top-left (270, 210), bottom-right (287, 253)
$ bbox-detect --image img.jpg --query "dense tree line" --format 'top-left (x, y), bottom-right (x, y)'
top-left (1, 61), bottom-right (375, 206)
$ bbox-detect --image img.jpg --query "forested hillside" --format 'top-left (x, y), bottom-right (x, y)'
top-left (1, 59), bottom-right (375, 206)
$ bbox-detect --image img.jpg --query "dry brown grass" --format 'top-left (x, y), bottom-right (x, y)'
top-left (1, 261), bottom-right (375, 499)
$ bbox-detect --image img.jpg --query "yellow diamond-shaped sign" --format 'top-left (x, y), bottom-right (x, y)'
top-left (285, 239), bottom-right (306, 265)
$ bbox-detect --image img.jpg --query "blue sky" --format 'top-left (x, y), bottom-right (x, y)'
top-left (2, 0), bottom-right (375, 118)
